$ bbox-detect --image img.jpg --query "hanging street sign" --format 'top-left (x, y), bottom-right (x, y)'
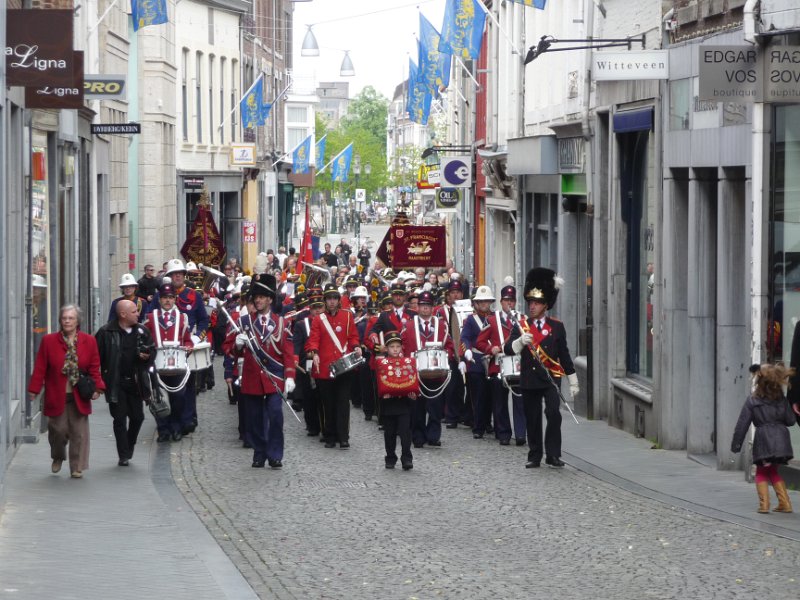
top-left (91, 122), bottom-right (141, 135)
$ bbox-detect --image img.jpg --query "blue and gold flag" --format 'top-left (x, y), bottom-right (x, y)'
top-left (293, 135), bottom-right (313, 175)
top-left (438, 0), bottom-right (486, 60)
top-left (132, 0), bottom-right (168, 32)
top-left (510, 0), bottom-right (547, 7)
top-left (315, 135), bottom-right (327, 168)
top-left (331, 143), bottom-right (354, 183)
top-left (407, 58), bottom-right (433, 125)
top-left (418, 14), bottom-right (451, 92)
top-left (240, 76), bottom-right (265, 130)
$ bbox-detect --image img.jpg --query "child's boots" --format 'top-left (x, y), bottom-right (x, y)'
top-left (757, 481), bottom-right (770, 513)
top-left (773, 480), bottom-right (793, 513)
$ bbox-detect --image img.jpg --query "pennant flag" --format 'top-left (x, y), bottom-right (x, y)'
top-left (293, 135), bottom-right (313, 175)
top-left (330, 143), bottom-right (354, 183)
top-left (240, 76), bottom-right (265, 129)
top-left (406, 58), bottom-right (432, 125)
top-left (315, 135), bottom-right (327, 168)
top-left (132, 0), bottom-right (168, 32)
top-left (510, 0), bottom-right (547, 7)
top-left (438, 0), bottom-right (487, 60)
top-left (418, 14), bottom-right (451, 92)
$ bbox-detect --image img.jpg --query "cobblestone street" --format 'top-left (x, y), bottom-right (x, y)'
top-left (172, 369), bottom-right (800, 600)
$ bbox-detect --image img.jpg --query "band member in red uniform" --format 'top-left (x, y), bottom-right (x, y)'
top-left (368, 282), bottom-right (416, 342)
top-left (504, 268), bottom-right (578, 469)
top-left (224, 273), bottom-right (296, 468)
top-left (293, 291), bottom-right (323, 438)
top-left (461, 285), bottom-right (495, 439)
top-left (143, 283), bottom-right (194, 442)
top-left (475, 280), bottom-right (518, 446)
top-left (435, 279), bottom-right (468, 429)
top-left (401, 291), bottom-right (454, 447)
top-left (350, 285), bottom-right (373, 417)
top-left (377, 331), bottom-right (415, 470)
top-left (305, 283), bottom-right (362, 448)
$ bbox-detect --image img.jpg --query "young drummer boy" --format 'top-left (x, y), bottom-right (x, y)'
top-left (377, 331), bottom-right (416, 470)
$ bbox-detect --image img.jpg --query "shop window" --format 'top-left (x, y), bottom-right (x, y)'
top-left (209, 55), bottom-right (215, 145)
top-left (618, 129), bottom-right (654, 377)
top-left (196, 52), bottom-right (203, 143)
top-left (769, 105), bottom-right (800, 362)
top-left (182, 49), bottom-right (189, 141)
top-left (533, 193), bottom-right (558, 271)
top-left (669, 78), bottom-right (690, 131)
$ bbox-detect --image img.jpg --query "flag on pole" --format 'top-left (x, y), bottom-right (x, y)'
top-left (438, 0), bottom-right (487, 60)
top-left (315, 135), bottom-right (327, 168)
top-left (293, 135), bottom-right (313, 175)
top-left (240, 75), bottom-right (265, 129)
top-left (132, 0), bottom-right (168, 32)
top-left (330, 143), bottom-right (354, 183)
top-left (406, 58), bottom-right (432, 125)
top-left (418, 14), bottom-right (451, 92)
top-left (510, 0), bottom-right (547, 7)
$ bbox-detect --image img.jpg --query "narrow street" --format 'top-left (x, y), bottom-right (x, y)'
top-left (170, 367), bottom-right (800, 600)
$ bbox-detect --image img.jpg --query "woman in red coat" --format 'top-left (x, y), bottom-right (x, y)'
top-left (28, 304), bottom-right (104, 478)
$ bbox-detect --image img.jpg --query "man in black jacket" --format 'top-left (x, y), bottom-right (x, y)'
top-left (95, 299), bottom-right (155, 466)
top-left (504, 268), bottom-right (579, 470)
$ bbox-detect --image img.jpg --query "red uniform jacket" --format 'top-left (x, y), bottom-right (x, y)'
top-left (223, 310), bottom-right (296, 395)
top-left (144, 308), bottom-right (194, 349)
top-left (400, 315), bottom-right (455, 359)
top-left (28, 331), bottom-right (105, 417)
top-left (365, 313), bottom-right (382, 368)
top-left (476, 311), bottom-right (517, 376)
top-left (368, 307), bottom-right (417, 347)
top-left (305, 309), bottom-right (360, 380)
top-left (340, 295), bottom-right (352, 310)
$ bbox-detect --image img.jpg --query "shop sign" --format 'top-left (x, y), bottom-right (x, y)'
top-left (91, 122), bottom-right (141, 134)
top-left (6, 10), bottom-right (75, 87)
top-left (242, 221), bottom-right (257, 244)
top-left (592, 50), bottom-right (669, 81)
top-left (698, 46), bottom-right (761, 101)
top-left (765, 47), bottom-right (800, 101)
top-left (435, 188), bottom-right (462, 212)
top-left (440, 156), bottom-right (472, 188)
top-left (230, 143), bottom-right (256, 166)
top-left (558, 137), bottom-right (584, 171)
top-left (24, 51), bottom-right (84, 109)
top-left (84, 75), bottom-right (127, 100)
top-left (417, 164), bottom-right (438, 190)
top-left (184, 177), bottom-right (205, 190)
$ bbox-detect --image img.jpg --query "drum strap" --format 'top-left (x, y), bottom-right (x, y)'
top-left (320, 314), bottom-right (346, 355)
top-left (153, 309), bottom-right (181, 347)
top-left (495, 311), bottom-right (506, 346)
top-left (414, 316), bottom-right (440, 350)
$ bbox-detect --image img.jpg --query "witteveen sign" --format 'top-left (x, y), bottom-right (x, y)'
top-left (592, 51), bottom-right (669, 81)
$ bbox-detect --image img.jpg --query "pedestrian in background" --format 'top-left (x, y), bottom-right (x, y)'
top-left (357, 244), bottom-right (371, 269)
top-left (137, 264), bottom-right (159, 303)
top-left (28, 304), bottom-right (105, 478)
top-left (731, 363), bottom-right (795, 514)
top-left (95, 299), bottom-right (155, 466)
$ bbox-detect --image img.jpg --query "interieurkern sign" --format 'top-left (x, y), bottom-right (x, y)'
top-left (698, 45), bottom-right (800, 102)
top-left (5, 10), bottom-right (75, 87)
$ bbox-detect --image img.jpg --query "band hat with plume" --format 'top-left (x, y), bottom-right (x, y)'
top-left (523, 267), bottom-right (564, 309)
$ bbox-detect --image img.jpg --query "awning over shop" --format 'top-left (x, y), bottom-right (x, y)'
top-left (613, 108), bottom-right (653, 133)
top-left (507, 135), bottom-right (558, 175)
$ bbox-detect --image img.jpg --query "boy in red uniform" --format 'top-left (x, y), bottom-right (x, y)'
top-left (377, 331), bottom-right (415, 470)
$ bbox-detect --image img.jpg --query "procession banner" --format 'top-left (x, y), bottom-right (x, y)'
top-left (390, 225), bottom-right (446, 268)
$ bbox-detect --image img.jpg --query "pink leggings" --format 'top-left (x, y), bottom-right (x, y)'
top-left (755, 463), bottom-right (783, 484)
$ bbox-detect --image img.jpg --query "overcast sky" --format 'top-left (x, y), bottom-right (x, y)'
top-left (291, 0), bottom-right (447, 101)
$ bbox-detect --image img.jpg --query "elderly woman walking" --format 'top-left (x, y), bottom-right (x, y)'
top-left (28, 304), bottom-right (104, 478)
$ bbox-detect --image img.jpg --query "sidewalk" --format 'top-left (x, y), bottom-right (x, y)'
top-left (561, 412), bottom-right (800, 541)
top-left (0, 402), bottom-right (257, 600)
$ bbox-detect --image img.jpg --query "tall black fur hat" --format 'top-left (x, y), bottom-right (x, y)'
top-left (249, 273), bottom-right (277, 299)
top-left (523, 267), bottom-right (563, 309)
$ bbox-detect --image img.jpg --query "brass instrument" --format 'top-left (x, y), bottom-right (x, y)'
top-left (198, 263), bottom-right (230, 294)
top-left (298, 262), bottom-right (332, 291)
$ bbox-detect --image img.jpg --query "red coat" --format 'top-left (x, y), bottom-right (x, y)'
top-left (28, 331), bottom-right (105, 417)
top-left (400, 315), bottom-right (455, 359)
top-left (476, 311), bottom-right (517, 376)
top-left (305, 309), bottom-right (360, 380)
top-left (143, 308), bottom-right (194, 349)
top-left (223, 311), bottom-right (296, 395)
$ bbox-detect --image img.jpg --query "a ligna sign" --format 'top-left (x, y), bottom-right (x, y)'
top-left (6, 10), bottom-right (75, 87)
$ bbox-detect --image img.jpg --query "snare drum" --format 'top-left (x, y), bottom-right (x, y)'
top-left (415, 347), bottom-right (449, 379)
top-left (329, 351), bottom-right (365, 378)
top-left (155, 343), bottom-right (188, 376)
top-left (187, 341), bottom-right (212, 371)
top-left (498, 355), bottom-right (522, 382)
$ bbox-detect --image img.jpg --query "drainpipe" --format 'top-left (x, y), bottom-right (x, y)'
top-left (582, 0), bottom-right (595, 418)
top-left (744, 0), bottom-right (759, 44)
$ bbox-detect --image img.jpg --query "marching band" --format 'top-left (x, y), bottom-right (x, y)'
top-left (119, 247), bottom-right (577, 472)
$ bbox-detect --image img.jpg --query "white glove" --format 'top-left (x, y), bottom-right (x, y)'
top-left (511, 332), bottom-right (533, 355)
top-left (284, 378), bottom-right (296, 394)
top-left (191, 334), bottom-right (201, 344)
top-left (235, 333), bottom-right (248, 349)
top-left (568, 373), bottom-right (580, 397)
top-left (458, 361), bottom-right (467, 375)
top-left (464, 349), bottom-right (473, 362)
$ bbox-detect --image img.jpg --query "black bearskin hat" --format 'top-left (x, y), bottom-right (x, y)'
top-left (523, 267), bottom-right (563, 309)
top-left (249, 273), bottom-right (277, 299)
